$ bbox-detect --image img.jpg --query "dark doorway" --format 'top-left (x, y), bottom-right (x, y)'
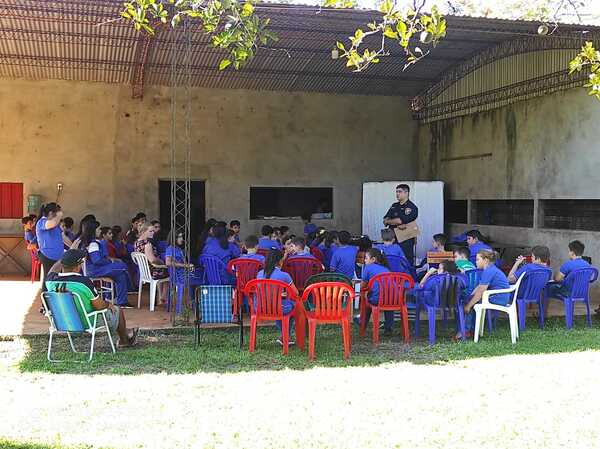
top-left (159, 180), bottom-right (206, 252)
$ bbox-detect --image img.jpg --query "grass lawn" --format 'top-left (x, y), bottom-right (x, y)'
top-left (3, 316), bottom-right (600, 448)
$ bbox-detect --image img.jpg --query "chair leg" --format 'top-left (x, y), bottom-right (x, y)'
top-left (509, 311), bottom-right (518, 344)
top-left (517, 300), bottom-right (526, 332)
top-left (474, 308), bottom-right (482, 343)
top-left (585, 300), bottom-right (592, 327)
top-left (359, 298), bottom-right (367, 337)
top-left (149, 282), bottom-right (156, 312)
top-left (282, 317), bottom-right (290, 356)
top-left (137, 280), bottom-right (143, 309)
top-left (427, 307), bottom-right (436, 345)
top-left (401, 306), bottom-right (411, 344)
top-left (308, 319), bottom-right (316, 360)
top-left (342, 320), bottom-right (351, 359)
top-left (486, 310), bottom-right (493, 335)
top-left (47, 330), bottom-right (54, 362)
top-left (249, 316), bottom-right (257, 352)
top-left (102, 313), bottom-right (116, 354)
top-left (67, 332), bottom-right (78, 353)
top-left (565, 299), bottom-right (573, 329)
top-left (372, 308), bottom-right (380, 345)
top-left (88, 315), bottom-right (98, 362)
top-left (295, 311), bottom-right (306, 352)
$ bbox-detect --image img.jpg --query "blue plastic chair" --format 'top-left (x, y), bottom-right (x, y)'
top-left (198, 255), bottom-right (232, 285)
top-left (387, 254), bottom-right (416, 280)
top-left (515, 268), bottom-right (553, 331)
top-left (463, 268), bottom-right (494, 335)
top-left (547, 267), bottom-right (598, 329)
top-left (414, 274), bottom-right (466, 344)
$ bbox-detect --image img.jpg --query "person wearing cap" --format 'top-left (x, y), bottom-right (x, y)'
top-left (46, 249), bottom-right (138, 348)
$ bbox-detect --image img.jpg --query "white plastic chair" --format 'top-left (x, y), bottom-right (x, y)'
top-left (82, 260), bottom-right (115, 304)
top-left (131, 252), bottom-right (169, 312)
top-left (474, 272), bottom-right (525, 344)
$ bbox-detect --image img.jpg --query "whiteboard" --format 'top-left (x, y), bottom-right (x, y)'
top-left (362, 181), bottom-right (444, 261)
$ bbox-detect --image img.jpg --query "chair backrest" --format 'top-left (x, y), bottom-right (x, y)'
top-left (301, 282), bottom-right (354, 321)
top-left (256, 248), bottom-right (270, 259)
top-left (386, 255), bottom-right (416, 280)
top-left (463, 269), bottom-right (482, 297)
top-left (310, 246), bottom-right (325, 264)
top-left (282, 257), bottom-right (324, 292)
top-left (227, 258), bottom-right (263, 291)
top-left (198, 254), bottom-right (228, 285)
top-left (243, 278), bottom-right (299, 320)
top-left (306, 272), bottom-right (352, 287)
top-left (45, 280), bottom-right (97, 328)
top-left (368, 272), bottom-right (414, 308)
top-left (131, 251), bottom-right (153, 282)
top-left (433, 274), bottom-right (464, 309)
top-left (517, 268), bottom-right (553, 301)
top-left (564, 267), bottom-right (599, 300)
top-left (41, 291), bottom-right (86, 333)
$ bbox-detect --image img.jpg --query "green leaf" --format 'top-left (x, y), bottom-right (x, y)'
top-left (383, 26), bottom-right (398, 39)
top-left (379, 0), bottom-right (393, 14)
top-left (219, 59), bottom-right (232, 70)
top-left (336, 41), bottom-right (345, 50)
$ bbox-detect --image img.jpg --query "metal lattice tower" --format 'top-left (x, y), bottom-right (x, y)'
top-left (169, 19), bottom-right (193, 326)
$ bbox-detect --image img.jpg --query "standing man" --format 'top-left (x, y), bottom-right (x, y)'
top-left (383, 184), bottom-right (419, 265)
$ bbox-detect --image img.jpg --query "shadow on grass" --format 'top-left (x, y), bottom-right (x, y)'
top-left (12, 315), bottom-right (600, 375)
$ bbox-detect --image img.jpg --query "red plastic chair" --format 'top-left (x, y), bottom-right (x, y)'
top-left (29, 249), bottom-right (41, 283)
top-left (227, 258), bottom-right (263, 318)
top-left (282, 257), bottom-right (324, 294)
top-left (256, 248), bottom-right (270, 260)
top-left (359, 272), bottom-right (414, 344)
top-left (243, 279), bottom-right (304, 355)
top-left (301, 282), bottom-right (354, 360)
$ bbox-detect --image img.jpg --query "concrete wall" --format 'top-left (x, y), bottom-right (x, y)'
top-left (0, 78), bottom-right (417, 246)
top-left (416, 87), bottom-right (600, 271)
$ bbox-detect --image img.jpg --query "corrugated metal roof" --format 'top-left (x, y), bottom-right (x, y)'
top-left (0, 0), bottom-right (597, 96)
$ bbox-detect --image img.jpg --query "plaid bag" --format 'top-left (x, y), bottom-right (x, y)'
top-left (199, 285), bottom-right (234, 323)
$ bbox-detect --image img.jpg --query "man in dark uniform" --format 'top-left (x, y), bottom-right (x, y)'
top-left (383, 184), bottom-right (418, 264)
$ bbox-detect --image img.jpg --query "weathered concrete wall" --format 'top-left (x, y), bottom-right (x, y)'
top-left (417, 87), bottom-right (600, 271)
top-left (0, 79), bottom-right (417, 243)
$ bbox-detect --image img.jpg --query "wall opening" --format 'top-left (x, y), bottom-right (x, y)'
top-left (0, 182), bottom-right (23, 219)
top-left (444, 199), bottom-right (468, 224)
top-left (541, 199), bottom-right (600, 231)
top-left (250, 187), bottom-right (333, 220)
top-left (472, 199), bottom-right (534, 228)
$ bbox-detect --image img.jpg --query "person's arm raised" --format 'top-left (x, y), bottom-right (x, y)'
top-left (44, 210), bottom-right (63, 229)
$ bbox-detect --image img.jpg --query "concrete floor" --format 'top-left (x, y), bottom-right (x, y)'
top-left (1, 275), bottom-right (598, 336)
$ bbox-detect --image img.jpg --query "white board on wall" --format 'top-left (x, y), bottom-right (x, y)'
top-left (362, 181), bottom-right (444, 261)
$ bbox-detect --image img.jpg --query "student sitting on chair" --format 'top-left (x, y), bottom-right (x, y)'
top-left (82, 221), bottom-right (133, 308)
top-left (375, 229), bottom-right (407, 259)
top-left (454, 247), bottom-right (476, 272)
top-left (201, 225), bottom-right (237, 265)
top-left (508, 245), bottom-right (551, 283)
top-left (256, 249), bottom-right (297, 346)
top-left (548, 240), bottom-right (591, 300)
top-left (358, 248), bottom-right (396, 335)
top-left (330, 230), bottom-right (359, 280)
top-left (62, 216), bottom-right (76, 242)
top-left (466, 230), bottom-right (492, 264)
top-left (229, 220), bottom-right (241, 244)
top-left (240, 235), bottom-right (265, 263)
top-left (418, 259), bottom-right (461, 288)
top-left (287, 237), bottom-right (318, 261)
top-left (227, 229), bottom-right (242, 259)
top-left (258, 225), bottom-right (282, 251)
top-left (460, 250), bottom-right (510, 339)
top-left (315, 230), bottom-right (337, 271)
top-left (47, 249), bottom-right (138, 348)
top-left (22, 215), bottom-right (38, 252)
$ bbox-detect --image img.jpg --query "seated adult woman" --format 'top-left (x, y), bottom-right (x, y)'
top-left (81, 220), bottom-right (133, 308)
top-left (135, 222), bottom-right (169, 305)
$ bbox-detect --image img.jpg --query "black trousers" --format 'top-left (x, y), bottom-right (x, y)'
top-left (400, 238), bottom-right (416, 266)
top-left (38, 252), bottom-right (58, 292)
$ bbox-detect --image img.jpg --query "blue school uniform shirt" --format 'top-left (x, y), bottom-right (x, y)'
top-left (330, 245), bottom-right (359, 279)
top-left (35, 217), bottom-right (64, 261)
top-left (479, 264), bottom-right (510, 305)
top-left (287, 251), bottom-right (318, 261)
top-left (65, 230), bottom-right (76, 242)
top-left (375, 243), bottom-right (406, 259)
top-left (166, 245), bottom-right (185, 282)
top-left (257, 237), bottom-right (282, 250)
top-left (560, 258), bottom-right (591, 291)
top-left (468, 241), bottom-right (492, 264)
top-left (257, 267), bottom-right (293, 284)
top-left (240, 253), bottom-right (265, 263)
top-left (201, 239), bottom-right (234, 264)
top-left (229, 242), bottom-right (241, 259)
top-left (514, 263), bottom-right (552, 280)
top-left (24, 230), bottom-right (37, 245)
top-left (418, 273), bottom-right (466, 306)
top-left (304, 223), bottom-right (317, 235)
top-left (362, 263), bottom-right (390, 304)
top-left (318, 243), bottom-right (337, 270)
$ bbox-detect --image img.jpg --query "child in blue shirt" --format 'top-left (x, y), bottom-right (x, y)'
top-left (454, 247), bottom-right (476, 272)
top-left (360, 248), bottom-right (395, 334)
top-left (330, 231), bottom-right (359, 280)
top-left (62, 216), bottom-right (76, 243)
top-left (165, 230), bottom-right (202, 313)
top-left (201, 225), bottom-right (236, 265)
top-left (257, 249), bottom-right (297, 346)
top-left (461, 249), bottom-right (510, 338)
top-left (240, 235), bottom-right (265, 263)
top-left (549, 240), bottom-right (591, 299)
top-left (258, 225), bottom-right (282, 250)
top-left (22, 216), bottom-right (38, 251)
top-left (229, 220), bottom-right (241, 244)
top-left (375, 229), bottom-right (406, 259)
top-left (227, 229), bottom-right (241, 259)
top-left (508, 245), bottom-right (552, 283)
top-left (466, 230), bottom-right (492, 264)
top-left (287, 237), bottom-right (319, 261)
top-left (315, 230), bottom-right (337, 271)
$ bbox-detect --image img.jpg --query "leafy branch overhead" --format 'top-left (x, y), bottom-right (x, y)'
top-left (569, 41), bottom-right (600, 100)
top-left (121, 0), bottom-right (278, 70)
